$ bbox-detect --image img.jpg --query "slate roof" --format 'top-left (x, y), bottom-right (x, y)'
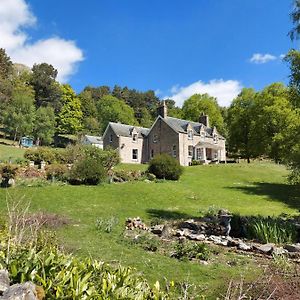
top-left (109, 122), bottom-right (150, 138)
top-left (163, 117), bottom-right (224, 139)
top-left (84, 135), bottom-right (103, 144)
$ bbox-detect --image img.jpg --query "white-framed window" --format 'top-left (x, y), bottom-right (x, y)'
top-left (172, 145), bottom-right (177, 157)
top-left (132, 133), bottom-right (138, 142)
top-left (188, 130), bottom-right (193, 140)
top-left (188, 145), bottom-right (193, 157)
top-left (153, 134), bottom-right (158, 143)
top-left (214, 151), bottom-right (218, 159)
top-left (109, 134), bottom-right (113, 143)
top-left (132, 149), bottom-right (138, 160)
top-left (200, 131), bottom-right (205, 139)
top-left (196, 148), bottom-right (203, 160)
top-left (213, 134), bottom-right (218, 144)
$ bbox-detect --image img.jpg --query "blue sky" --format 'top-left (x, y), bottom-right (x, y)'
top-left (0, 0), bottom-right (297, 106)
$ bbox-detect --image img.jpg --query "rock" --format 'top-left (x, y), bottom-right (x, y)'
top-left (238, 242), bottom-right (251, 251)
top-left (199, 260), bottom-right (209, 265)
top-left (0, 270), bottom-right (9, 294)
top-left (1, 282), bottom-right (39, 300)
top-left (208, 235), bottom-right (222, 243)
top-left (273, 247), bottom-right (288, 256)
top-left (187, 234), bottom-right (206, 241)
top-left (151, 225), bottom-right (164, 235)
top-left (254, 243), bottom-right (274, 254)
top-left (284, 244), bottom-right (300, 253)
top-left (161, 225), bottom-right (172, 238)
top-left (180, 220), bottom-right (199, 231)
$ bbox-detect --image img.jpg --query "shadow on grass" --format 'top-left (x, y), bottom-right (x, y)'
top-left (147, 209), bottom-right (196, 220)
top-left (227, 182), bottom-right (300, 211)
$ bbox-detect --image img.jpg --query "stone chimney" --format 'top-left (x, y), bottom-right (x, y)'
top-left (157, 100), bottom-right (167, 118)
top-left (199, 112), bottom-right (209, 127)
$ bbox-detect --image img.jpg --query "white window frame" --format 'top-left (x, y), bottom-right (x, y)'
top-left (132, 149), bottom-right (138, 160)
top-left (132, 133), bottom-right (138, 142)
top-left (109, 134), bottom-right (113, 143)
top-left (188, 145), bottom-right (193, 157)
top-left (153, 134), bottom-right (158, 143)
top-left (188, 130), bottom-right (193, 140)
top-left (196, 148), bottom-right (203, 160)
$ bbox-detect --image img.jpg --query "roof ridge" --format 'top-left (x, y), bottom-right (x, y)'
top-left (166, 116), bottom-right (208, 128)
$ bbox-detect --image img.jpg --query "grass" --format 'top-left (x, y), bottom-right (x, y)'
top-left (0, 142), bottom-right (26, 163)
top-left (0, 160), bottom-right (299, 298)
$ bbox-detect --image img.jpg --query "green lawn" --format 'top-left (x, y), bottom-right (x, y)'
top-left (0, 141), bottom-right (26, 162)
top-left (0, 162), bottom-right (298, 298)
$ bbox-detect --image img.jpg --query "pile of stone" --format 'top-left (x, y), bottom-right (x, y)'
top-left (125, 217), bottom-right (148, 230)
top-left (0, 269), bottom-right (44, 300)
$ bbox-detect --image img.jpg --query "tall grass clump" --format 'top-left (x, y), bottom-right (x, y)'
top-left (245, 216), bottom-right (297, 244)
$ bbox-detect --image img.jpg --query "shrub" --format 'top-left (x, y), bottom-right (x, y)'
top-left (24, 147), bottom-right (57, 164)
top-left (0, 230), bottom-right (168, 299)
top-left (173, 241), bottom-right (210, 261)
top-left (68, 157), bottom-right (106, 185)
top-left (95, 216), bottom-right (119, 233)
top-left (45, 164), bottom-right (68, 181)
top-left (148, 153), bottom-right (183, 180)
top-left (0, 164), bottom-right (19, 187)
top-left (245, 216), bottom-right (297, 244)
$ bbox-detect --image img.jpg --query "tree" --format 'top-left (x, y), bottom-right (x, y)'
top-left (227, 88), bottom-right (257, 163)
top-left (57, 84), bottom-right (83, 134)
top-left (34, 106), bottom-right (56, 145)
top-left (0, 49), bottom-right (13, 121)
top-left (2, 84), bottom-right (35, 142)
top-left (137, 107), bottom-right (153, 128)
top-left (165, 99), bottom-right (183, 119)
top-left (83, 86), bottom-right (110, 101)
top-left (289, 0), bottom-right (300, 40)
top-left (284, 50), bottom-right (300, 108)
top-left (30, 63), bottom-right (62, 111)
top-left (0, 48), bottom-right (13, 80)
top-left (79, 90), bottom-right (97, 118)
top-left (253, 83), bottom-right (294, 162)
top-left (182, 94), bottom-right (225, 134)
top-left (97, 95), bottom-right (137, 132)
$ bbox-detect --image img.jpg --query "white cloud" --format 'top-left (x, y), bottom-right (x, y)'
top-left (0, 0), bottom-right (84, 82)
top-left (250, 53), bottom-right (277, 64)
top-left (165, 79), bottom-right (242, 107)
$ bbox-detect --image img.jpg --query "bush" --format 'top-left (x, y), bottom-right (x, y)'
top-left (0, 229), bottom-right (168, 299)
top-left (24, 147), bottom-right (59, 164)
top-left (173, 241), bottom-right (210, 261)
top-left (0, 164), bottom-right (19, 187)
top-left (45, 164), bottom-right (68, 181)
top-left (68, 157), bottom-right (106, 185)
top-left (148, 153), bottom-right (183, 180)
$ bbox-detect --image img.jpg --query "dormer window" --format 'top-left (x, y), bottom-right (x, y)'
top-left (213, 134), bottom-right (218, 143)
top-left (200, 131), bottom-right (205, 139)
top-left (132, 133), bottom-right (138, 142)
top-left (188, 130), bottom-right (193, 140)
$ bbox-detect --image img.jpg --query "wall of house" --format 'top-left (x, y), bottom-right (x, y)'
top-left (118, 136), bottom-right (144, 164)
top-left (178, 133), bottom-right (201, 166)
top-left (147, 118), bottom-right (179, 161)
top-left (103, 127), bottom-right (119, 150)
top-left (218, 139), bottom-right (226, 161)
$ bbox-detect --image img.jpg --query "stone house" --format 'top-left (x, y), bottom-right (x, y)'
top-left (103, 102), bottom-right (226, 166)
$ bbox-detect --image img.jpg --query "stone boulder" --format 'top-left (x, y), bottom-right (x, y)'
top-left (0, 270), bottom-right (9, 294)
top-left (1, 282), bottom-right (40, 300)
